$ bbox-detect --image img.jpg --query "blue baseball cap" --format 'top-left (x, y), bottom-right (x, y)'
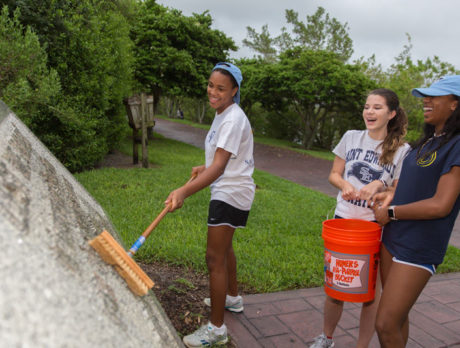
top-left (412, 75), bottom-right (460, 98)
top-left (212, 62), bottom-right (242, 104)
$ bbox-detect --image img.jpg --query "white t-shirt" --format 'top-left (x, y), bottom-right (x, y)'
top-left (333, 130), bottom-right (410, 220)
top-left (205, 103), bottom-right (255, 211)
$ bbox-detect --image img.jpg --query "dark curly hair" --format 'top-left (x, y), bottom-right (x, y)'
top-left (413, 95), bottom-right (460, 160)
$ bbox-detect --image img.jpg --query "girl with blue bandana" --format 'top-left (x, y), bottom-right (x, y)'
top-left (165, 62), bottom-right (255, 348)
top-left (372, 75), bottom-right (460, 347)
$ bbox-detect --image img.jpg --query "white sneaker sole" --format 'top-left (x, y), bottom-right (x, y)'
top-left (183, 337), bottom-right (228, 348)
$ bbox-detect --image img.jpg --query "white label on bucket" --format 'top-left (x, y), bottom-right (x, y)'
top-left (330, 256), bottom-right (365, 288)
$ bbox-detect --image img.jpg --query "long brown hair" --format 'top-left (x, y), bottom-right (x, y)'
top-left (368, 88), bottom-right (408, 165)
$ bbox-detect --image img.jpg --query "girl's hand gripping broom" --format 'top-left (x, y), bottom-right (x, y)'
top-left (89, 175), bottom-right (195, 296)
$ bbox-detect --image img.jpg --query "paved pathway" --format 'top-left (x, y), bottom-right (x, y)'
top-left (155, 118), bottom-right (460, 347)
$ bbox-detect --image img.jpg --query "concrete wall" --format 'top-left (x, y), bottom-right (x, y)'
top-left (0, 101), bottom-right (183, 347)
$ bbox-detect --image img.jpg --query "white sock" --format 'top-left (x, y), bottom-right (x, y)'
top-left (208, 322), bottom-right (227, 335)
top-left (226, 294), bottom-right (240, 302)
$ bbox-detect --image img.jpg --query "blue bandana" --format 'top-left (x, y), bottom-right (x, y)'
top-left (212, 62), bottom-right (243, 104)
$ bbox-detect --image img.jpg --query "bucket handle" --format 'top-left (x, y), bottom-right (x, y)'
top-left (326, 204), bottom-right (335, 220)
top-left (327, 197), bottom-right (346, 220)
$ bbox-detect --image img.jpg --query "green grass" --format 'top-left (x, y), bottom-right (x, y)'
top-left (76, 134), bottom-right (460, 293)
top-left (155, 114), bottom-right (335, 161)
top-left (439, 246), bottom-right (460, 273)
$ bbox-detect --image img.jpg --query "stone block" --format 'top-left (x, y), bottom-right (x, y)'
top-left (0, 101), bottom-right (182, 347)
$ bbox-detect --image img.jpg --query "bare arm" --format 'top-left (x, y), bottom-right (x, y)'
top-left (329, 156), bottom-right (358, 201)
top-left (359, 179), bottom-right (387, 202)
top-left (165, 148), bottom-right (232, 211)
top-left (191, 165), bottom-right (206, 178)
top-left (373, 166), bottom-right (460, 224)
top-left (369, 180), bottom-right (399, 208)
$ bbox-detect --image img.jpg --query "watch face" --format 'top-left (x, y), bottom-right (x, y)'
top-left (388, 207), bottom-right (395, 219)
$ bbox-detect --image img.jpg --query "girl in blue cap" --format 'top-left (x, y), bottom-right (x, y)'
top-left (165, 62), bottom-right (255, 347)
top-left (371, 75), bottom-right (460, 347)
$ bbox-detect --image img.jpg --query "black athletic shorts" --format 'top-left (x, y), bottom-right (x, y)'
top-left (207, 200), bottom-right (249, 228)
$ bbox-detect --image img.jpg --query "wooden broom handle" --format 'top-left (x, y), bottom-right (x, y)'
top-left (141, 174), bottom-right (197, 239)
top-left (141, 204), bottom-right (170, 239)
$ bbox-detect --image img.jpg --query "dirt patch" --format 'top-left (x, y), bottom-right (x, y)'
top-left (141, 261), bottom-right (246, 347)
top-left (140, 261), bottom-right (210, 334)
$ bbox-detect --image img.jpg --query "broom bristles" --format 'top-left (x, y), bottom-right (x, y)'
top-left (89, 230), bottom-right (154, 296)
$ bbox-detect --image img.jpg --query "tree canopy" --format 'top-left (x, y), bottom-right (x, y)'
top-left (1, 1), bottom-right (459, 167)
top-left (132, 0), bottom-right (236, 112)
top-left (1, 0), bottom-right (135, 171)
top-left (242, 49), bottom-right (374, 149)
top-left (283, 7), bottom-right (353, 61)
top-left (243, 7), bottom-right (353, 62)
top-left (242, 25), bottom-right (278, 63)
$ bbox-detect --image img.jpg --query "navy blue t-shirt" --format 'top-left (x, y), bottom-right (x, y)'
top-left (382, 134), bottom-right (460, 265)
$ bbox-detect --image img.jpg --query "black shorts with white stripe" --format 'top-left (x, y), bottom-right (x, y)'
top-left (207, 200), bottom-right (249, 229)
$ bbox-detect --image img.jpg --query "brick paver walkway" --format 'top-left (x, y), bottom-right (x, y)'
top-left (224, 272), bottom-right (460, 347)
top-left (155, 118), bottom-right (460, 347)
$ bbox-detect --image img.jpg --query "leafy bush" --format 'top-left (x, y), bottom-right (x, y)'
top-left (1, 1), bottom-right (136, 171)
top-left (0, 6), bottom-right (105, 171)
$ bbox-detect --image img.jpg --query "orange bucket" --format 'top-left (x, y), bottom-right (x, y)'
top-left (322, 219), bottom-right (381, 303)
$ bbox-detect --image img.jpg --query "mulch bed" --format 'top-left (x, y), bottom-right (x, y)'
top-left (140, 261), bottom-right (212, 336)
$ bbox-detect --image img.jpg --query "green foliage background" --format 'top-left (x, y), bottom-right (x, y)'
top-left (1, 2), bottom-right (459, 169)
top-left (0, 1), bottom-right (135, 171)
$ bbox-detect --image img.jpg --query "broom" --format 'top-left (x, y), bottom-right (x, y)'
top-left (89, 175), bottom-right (195, 296)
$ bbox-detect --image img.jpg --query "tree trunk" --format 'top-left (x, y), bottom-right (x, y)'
top-left (302, 107), bottom-right (329, 149)
top-left (196, 100), bottom-right (207, 124)
top-left (302, 122), bottom-right (316, 150)
top-left (140, 93), bottom-right (149, 168)
top-left (301, 111), bottom-right (318, 149)
top-left (151, 88), bottom-right (161, 115)
top-left (165, 97), bottom-right (177, 118)
top-left (148, 89), bottom-right (161, 140)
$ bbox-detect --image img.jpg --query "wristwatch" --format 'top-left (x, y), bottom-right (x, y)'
top-left (388, 206), bottom-right (397, 220)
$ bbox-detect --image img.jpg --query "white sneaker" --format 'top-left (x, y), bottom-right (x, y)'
top-left (183, 323), bottom-right (228, 347)
top-left (309, 333), bottom-right (335, 348)
top-left (203, 295), bottom-right (244, 313)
